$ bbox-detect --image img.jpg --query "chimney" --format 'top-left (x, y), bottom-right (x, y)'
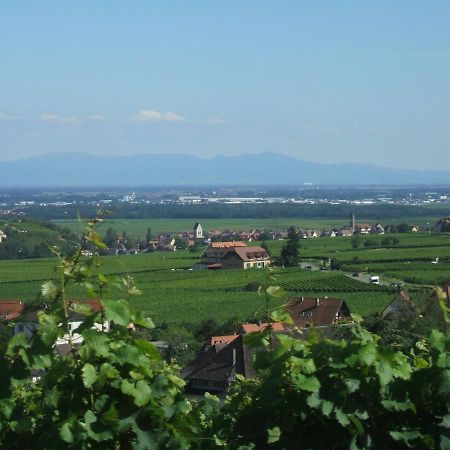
top-left (316, 298), bottom-right (320, 307)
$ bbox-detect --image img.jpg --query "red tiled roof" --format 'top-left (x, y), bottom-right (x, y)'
top-left (285, 297), bottom-right (351, 327)
top-left (210, 334), bottom-right (239, 346)
top-left (210, 241), bottom-right (247, 248)
top-left (69, 299), bottom-right (103, 313)
top-left (0, 300), bottom-right (24, 321)
top-left (240, 322), bottom-right (284, 333)
top-left (232, 246), bottom-right (270, 262)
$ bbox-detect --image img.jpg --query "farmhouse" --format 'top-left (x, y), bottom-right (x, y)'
top-left (183, 334), bottom-right (256, 394)
top-left (0, 230), bottom-right (7, 243)
top-left (285, 297), bottom-right (352, 327)
top-left (354, 223), bottom-right (372, 234)
top-left (199, 242), bottom-right (271, 269)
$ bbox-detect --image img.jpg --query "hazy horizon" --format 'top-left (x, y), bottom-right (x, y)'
top-left (1, 2), bottom-right (450, 170)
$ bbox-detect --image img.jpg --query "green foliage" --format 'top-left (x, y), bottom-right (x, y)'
top-left (0, 219), bottom-right (200, 449)
top-left (0, 218), bottom-right (78, 259)
top-left (104, 227), bottom-right (118, 247)
top-left (210, 322), bottom-right (450, 449)
top-left (0, 217), bottom-right (449, 449)
top-left (351, 235), bottom-right (362, 249)
top-left (279, 227), bottom-right (300, 267)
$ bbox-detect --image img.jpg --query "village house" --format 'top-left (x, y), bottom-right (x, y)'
top-left (302, 229), bottom-right (320, 239)
top-left (381, 291), bottom-right (415, 318)
top-left (338, 227), bottom-right (353, 237)
top-left (0, 230), bottom-right (7, 243)
top-left (370, 223), bottom-right (385, 234)
top-left (354, 223), bottom-right (372, 234)
top-left (182, 334), bottom-right (256, 394)
top-left (198, 241), bottom-right (271, 270)
top-left (1, 299), bottom-right (109, 354)
top-left (285, 297), bottom-right (352, 328)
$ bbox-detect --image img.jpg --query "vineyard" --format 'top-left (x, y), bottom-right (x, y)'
top-left (277, 272), bottom-right (395, 293)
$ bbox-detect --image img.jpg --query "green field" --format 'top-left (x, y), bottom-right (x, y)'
top-left (2, 218), bottom-right (449, 327)
top-left (0, 249), bottom-right (397, 325)
top-left (262, 231), bottom-right (450, 285)
top-left (54, 216), bottom-right (441, 239)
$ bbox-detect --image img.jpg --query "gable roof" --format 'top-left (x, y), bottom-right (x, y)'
top-left (240, 322), bottom-right (284, 333)
top-left (231, 246), bottom-right (269, 262)
top-left (67, 299), bottom-right (103, 322)
top-left (0, 300), bottom-right (24, 321)
top-left (183, 335), bottom-right (256, 384)
top-left (285, 297), bottom-right (351, 327)
top-left (210, 241), bottom-right (247, 248)
top-left (382, 291), bottom-right (416, 317)
top-left (210, 334), bottom-right (239, 346)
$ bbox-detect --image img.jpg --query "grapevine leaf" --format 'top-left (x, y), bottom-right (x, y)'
top-left (82, 363), bottom-right (97, 388)
top-left (267, 426), bottom-right (281, 443)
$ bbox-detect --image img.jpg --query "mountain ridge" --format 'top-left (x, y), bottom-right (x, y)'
top-left (0, 152), bottom-right (448, 186)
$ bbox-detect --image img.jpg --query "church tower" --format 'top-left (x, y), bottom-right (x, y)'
top-left (350, 212), bottom-right (355, 230)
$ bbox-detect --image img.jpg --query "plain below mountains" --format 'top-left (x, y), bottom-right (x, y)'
top-left (0, 152), bottom-right (449, 187)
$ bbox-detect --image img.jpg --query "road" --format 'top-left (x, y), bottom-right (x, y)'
top-left (299, 261), bottom-right (395, 287)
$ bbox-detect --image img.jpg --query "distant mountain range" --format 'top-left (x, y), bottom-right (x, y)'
top-left (0, 152), bottom-right (449, 187)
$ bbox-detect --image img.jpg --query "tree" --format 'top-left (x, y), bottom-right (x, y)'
top-left (104, 227), bottom-right (118, 247)
top-left (351, 235), bottom-right (362, 249)
top-left (363, 239), bottom-right (377, 248)
top-left (261, 240), bottom-right (270, 256)
top-left (280, 227), bottom-right (300, 267)
top-left (397, 222), bottom-right (409, 233)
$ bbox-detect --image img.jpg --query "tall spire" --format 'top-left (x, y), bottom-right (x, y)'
top-left (350, 212), bottom-right (355, 230)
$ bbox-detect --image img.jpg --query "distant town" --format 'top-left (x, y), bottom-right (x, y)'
top-left (1, 185), bottom-right (450, 218)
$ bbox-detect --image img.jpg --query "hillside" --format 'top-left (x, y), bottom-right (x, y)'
top-left (0, 218), bottom-right (79, 259)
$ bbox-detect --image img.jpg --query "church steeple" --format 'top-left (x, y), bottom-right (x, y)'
top-left (350, 212), bottom-right (355, 230)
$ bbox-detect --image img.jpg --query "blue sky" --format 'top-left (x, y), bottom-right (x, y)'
top-left (1, 1), bottom-right (450, 169)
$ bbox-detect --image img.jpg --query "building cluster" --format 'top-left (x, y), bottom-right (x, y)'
top-left (0, 299), bottom-right (108, 356)
top-left (196, 241), bottom-right (271, 270)
top-left (183, 297), bottom-right (352, 394)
